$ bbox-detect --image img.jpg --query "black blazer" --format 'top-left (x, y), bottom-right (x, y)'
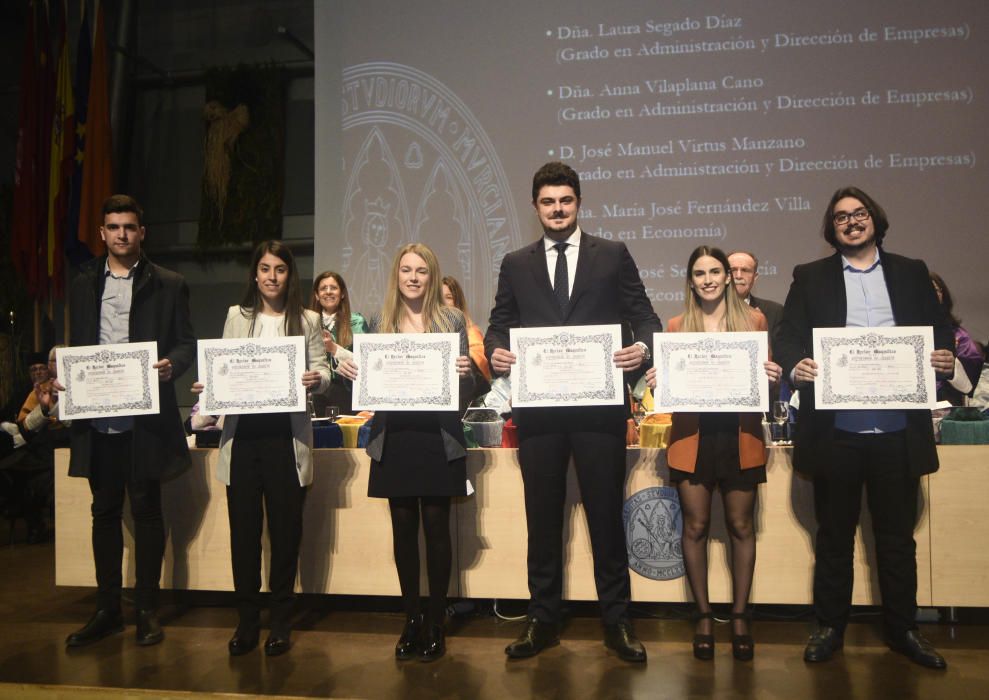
top-left (364, 307), bottom-right (472, 463)
top-left (484, 230), bottom-right (662, 433)
top-left (68, 255), bottom-right (196, 481)
top-left (749, 294), bottom-right (783, 356)
top-left (775, 250), bottom-right (953, 477)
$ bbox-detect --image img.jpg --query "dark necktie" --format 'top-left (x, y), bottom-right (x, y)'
top-left (553, 241), bottom-right (569, 314)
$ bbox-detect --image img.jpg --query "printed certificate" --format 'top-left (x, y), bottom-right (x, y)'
top-left (57, 342), bottom-right (160, 420)
top-left (510, 325), bottom-right (623, 408)
top-left (198, 336), bottom-right (307, 415)
top-left (352, 333), bottom-right (459, 411)
top-left (652, 331), bottom-right (769, 413)
top-left (813, 326), bottom-right (935, 409)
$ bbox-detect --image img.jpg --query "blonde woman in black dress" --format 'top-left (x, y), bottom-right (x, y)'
top-left (337, 242), bottom-right (472, 662)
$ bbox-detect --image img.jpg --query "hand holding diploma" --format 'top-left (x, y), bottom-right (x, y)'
top-left (613, 343), bottom-right (648, 372)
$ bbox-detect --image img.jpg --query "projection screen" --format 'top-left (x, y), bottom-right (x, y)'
top-left (315, 0), bottom-right (988, 343)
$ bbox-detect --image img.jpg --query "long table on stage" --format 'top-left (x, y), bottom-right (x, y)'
top-left (54, 446), bottom-right (989, 606)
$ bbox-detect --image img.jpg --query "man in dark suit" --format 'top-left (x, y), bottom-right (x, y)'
top-left (62, 195), bottom-right (195, 648)
top-left (776, 186), bottom-right (954, 669)
top-left (728, 250), bottom-right (783, 354)
top-left (485, 162), bottom-right (661, 662)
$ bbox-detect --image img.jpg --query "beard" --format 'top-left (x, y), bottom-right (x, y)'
top-left (838, 225), bottom-right (875, 254)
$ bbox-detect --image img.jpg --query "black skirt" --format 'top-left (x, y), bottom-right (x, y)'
top-left (669, 412), bottom-right (766, 490)
top-left (367, 411), bottom-right (467, 498)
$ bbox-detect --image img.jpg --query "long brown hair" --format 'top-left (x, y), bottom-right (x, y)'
top-left (239, 240), bottom-right (310, 337)
top-left (311, 271), bottom-right (355, 347)
top-left (379, 243), bottom-right (456, 333)
top-left (679, 246), bottom-right (756, 332)
top-left (441, 275), bottom-right (474, 326)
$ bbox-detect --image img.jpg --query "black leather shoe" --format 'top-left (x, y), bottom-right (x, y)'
top-left (135, 610), bottom-right (164, 646)
top-left (395, 614), bottom-right (423, 660)
top-left (889, 630), bottom-right (947, 669)
top-left (66, 609), bottom-right (124, 647)
top-left (418, 624), bottom-right (446, 663)
top-left (228, 629), bottom-right (259, 656)
top-left (804, 626), bottom-right (843, 662)
top-left (505, 619), bottom-right (559, 659)
top-left (604, 621), bottom-right (647, 663)
top-left (264, 634), bottom-right (291, 657)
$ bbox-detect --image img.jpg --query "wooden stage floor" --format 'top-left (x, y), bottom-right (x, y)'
top-left (1, 529), bottom-right (987, 699)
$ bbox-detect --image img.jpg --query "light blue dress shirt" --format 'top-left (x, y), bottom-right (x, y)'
top-left (92, 260), bottom-right (138, 434)
top-left (833, 251), bottom-right (907, 433)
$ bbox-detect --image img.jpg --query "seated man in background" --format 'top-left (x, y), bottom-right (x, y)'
top-left (1, 349), bottom-right (65, 542)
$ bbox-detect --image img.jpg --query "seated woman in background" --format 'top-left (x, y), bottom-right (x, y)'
top-left (311, 271), bottom-right (368, 415)
top-left (338, 243), bottom-right (472, 662)
top-left (930, 272), bottom-right (982, 405)
top-left (646, 245), bottom-right (781, 662)
top-left (441, 275), bottom-right (491, 407)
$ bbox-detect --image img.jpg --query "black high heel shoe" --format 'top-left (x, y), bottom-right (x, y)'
top-left (418, 623), bottom-right (446, 662)
top-left (730, 611), bottom-right (754, 661)
top-left (395, 614), bottom-right (423, 660)
top-left (692, 611), bottom-right (715, 660)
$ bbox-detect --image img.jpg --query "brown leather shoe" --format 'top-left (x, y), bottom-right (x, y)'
top-left (604, 620), bottom-right (647, 663)
top-left (505, 619), bottom-right (559, 659)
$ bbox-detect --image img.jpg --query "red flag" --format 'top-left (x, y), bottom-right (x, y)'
top-left (10, 2), bottom-right (48, 297)
top-left (77, 1), bottom-right (112, 257)
top-left (46, 10), bottom-right (75, 297)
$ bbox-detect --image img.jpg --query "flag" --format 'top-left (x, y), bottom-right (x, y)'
top-left (11, 2), bottom-right (40, 296)
top-left (65, 1), bottom-right (92, 265)
top-left (10, 1), bottom-right (52, 300)
top-left (77, 1), bottom-right (112, 257)
top-left (46, 8), bottom-right (75, 297)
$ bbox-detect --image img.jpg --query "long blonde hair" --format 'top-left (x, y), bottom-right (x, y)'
top-left (679, 246), bottom-right (756, 332)
top-left (379, 243), bottom-right (456, 333)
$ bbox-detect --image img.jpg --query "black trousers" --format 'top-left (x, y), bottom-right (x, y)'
top-left (227, 414), bottom-right (305, 636)
top-left (812, 430), bottom-right (920, 637)
top-left (88, 430), bottom-right (164, 612)
top-left (518, 427), bottom-right (630, 625)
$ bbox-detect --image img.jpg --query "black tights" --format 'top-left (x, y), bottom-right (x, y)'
top-left (678, 481), bottom-right (757, 634)
top-left (388, 496), bottom-right (452, 625)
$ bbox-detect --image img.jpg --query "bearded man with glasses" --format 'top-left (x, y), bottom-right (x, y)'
top-left (776, 186), bottom-right (955, 669)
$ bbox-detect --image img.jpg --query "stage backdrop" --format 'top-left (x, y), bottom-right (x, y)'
top-left (314, 0), bottom-right (988, 342)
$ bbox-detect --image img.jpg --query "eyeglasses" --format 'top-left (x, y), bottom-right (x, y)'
top-left (833, 208), bottom-right (871, 226)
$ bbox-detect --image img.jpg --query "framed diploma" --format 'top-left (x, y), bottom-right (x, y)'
top-left (510, 325), bottom-right (623, 408)
top-left (57, 342), bottom-right (160, 420)
top-left (812, 326), bottom-right (935, 410)
top-left (198, 337), bottom-right (307, 415)
top-left (352, 333), bottom-right (459, 411)
top-left (652, 331), bottom-right (769, 413)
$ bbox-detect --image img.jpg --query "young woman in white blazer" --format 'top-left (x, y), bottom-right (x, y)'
top-left (194, 240), bottom-right (330, 657)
